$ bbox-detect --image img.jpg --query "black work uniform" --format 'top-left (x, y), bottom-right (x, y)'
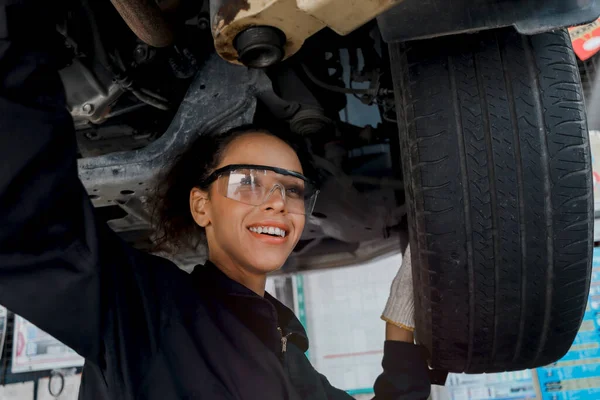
top-left (0, 4), bottom-right (431, 399)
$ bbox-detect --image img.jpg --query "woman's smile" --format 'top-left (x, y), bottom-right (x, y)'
top-left (247, 220), bottom-right (291, 244)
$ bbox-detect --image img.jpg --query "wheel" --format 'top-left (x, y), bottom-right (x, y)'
top-left (389, 28), bottom-right (594, 373)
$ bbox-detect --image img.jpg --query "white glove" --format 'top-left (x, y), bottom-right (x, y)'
top-left (381, 246), bottom-right (415, 332)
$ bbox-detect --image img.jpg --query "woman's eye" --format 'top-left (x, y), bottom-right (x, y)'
top-left (240, 176), bottom-right (253, 185)
top-left (286, 186), bottom-right (304, 197)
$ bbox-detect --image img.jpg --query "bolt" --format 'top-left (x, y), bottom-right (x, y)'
top-left (82, 103), bottom-right (94, 114)
top-left (198, 17), bottom-right (209, 30)
top-left (85, 131), bottom-right (99, 140)
top-left (133, 44), bottom-right (149, 63)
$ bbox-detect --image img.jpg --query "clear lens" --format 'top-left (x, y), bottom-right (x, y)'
top-left (215, 168), bottom-right (317, 215)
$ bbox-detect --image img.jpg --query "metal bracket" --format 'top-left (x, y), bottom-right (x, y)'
top-left (77, 53), bottom-right (269, 207)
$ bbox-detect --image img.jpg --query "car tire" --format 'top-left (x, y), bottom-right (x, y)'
top-left (389, 27), bottom-right (594, 373)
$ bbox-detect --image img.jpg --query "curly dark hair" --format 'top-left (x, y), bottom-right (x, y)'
top-left (150, 124), bottom-right (317, 253)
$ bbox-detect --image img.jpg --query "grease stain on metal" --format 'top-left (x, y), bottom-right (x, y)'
top-left (217, 0), bottom-right (251, 25)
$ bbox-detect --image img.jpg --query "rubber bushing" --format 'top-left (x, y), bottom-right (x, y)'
top-left (234, 26), bottom-right (286, 68)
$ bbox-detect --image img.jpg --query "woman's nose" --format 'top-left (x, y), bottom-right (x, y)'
top-left (262, 185), bottom-right (287, 213)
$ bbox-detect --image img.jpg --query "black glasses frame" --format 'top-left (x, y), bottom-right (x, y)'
top-left (198, 164), bottom-right (317, 190)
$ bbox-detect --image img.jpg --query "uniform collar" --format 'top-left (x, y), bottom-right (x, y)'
top-left (190, 261), bottom-right (309, 353)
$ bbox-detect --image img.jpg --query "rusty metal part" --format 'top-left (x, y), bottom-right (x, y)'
top-left (210, 0), bottom-right (403, 65)
top-left (210, 0), bottom-right (325, 64)
top-left (110, 0), bottom-right (174, 48)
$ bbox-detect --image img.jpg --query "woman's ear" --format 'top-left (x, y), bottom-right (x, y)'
top-left (190, 187), bottom-right (211, 228)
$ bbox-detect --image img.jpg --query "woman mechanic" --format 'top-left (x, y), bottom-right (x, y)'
top-left (0, 3), bottom-right (431, 399)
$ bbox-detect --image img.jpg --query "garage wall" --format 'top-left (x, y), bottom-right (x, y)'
top-left (299, 252), bottom-right (402, 396)
top-left (295, 248), bottom-right (600, 400)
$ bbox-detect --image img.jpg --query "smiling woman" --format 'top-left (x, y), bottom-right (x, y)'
top-left (151, 126), bottom-right (317, 256)
top-left (0, 6), bottom-right (430, 398)
top-left (152, 128), bottom-right (325, 295)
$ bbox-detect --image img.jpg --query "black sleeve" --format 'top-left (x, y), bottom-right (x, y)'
top-left (317, 341), bottom-right (431, 400)
top-left (0, 2), bottom-right (149, 363)
top-left (371, 342), bottom-right (431, 399)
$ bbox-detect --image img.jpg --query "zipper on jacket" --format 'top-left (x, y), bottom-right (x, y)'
top-left (277, 327), bottom-right (292, 362)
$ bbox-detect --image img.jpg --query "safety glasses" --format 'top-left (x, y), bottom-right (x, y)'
top-left (199, 164), bottom-right (319, 216)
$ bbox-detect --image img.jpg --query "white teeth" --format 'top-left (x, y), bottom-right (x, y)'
top-left (249, 226), bottom-right (287, 238)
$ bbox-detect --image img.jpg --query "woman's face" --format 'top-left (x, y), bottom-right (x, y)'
top-left (190, 132), bottom-right (306, 275)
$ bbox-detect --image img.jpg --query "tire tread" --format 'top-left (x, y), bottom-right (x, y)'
top-left (390, 28), bottom-right (593, 373)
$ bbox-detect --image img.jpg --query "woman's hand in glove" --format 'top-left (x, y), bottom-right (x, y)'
top-left (381, 246), bottom-right (415, 343)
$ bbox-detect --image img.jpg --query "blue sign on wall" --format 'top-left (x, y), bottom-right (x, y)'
top-left (535, 250), bottom-right (600, 400)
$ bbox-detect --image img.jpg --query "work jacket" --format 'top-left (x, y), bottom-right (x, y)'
top-left (0, 4), bottom-right (431, 399)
